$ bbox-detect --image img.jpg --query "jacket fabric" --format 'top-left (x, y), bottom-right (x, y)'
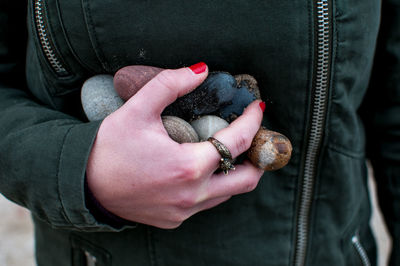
top-left (0, 0), bottom-right (399, 265)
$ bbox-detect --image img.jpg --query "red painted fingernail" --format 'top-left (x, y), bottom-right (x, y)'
top-left (189, 62), bottom-right (207, 74)
top-left (259, 101), bottom-right (266, 112)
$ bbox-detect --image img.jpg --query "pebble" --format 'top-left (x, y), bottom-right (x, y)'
top-left (234, 74), bottom-right (261, 100)
top-left (190, 115), bottom-right (229, 141)
top-left (219, 86), bottom-right (257, 122)
top-left (114, 65), bottom-right (163, 101)
top-left (162, 116), bottom-right (199, 143)
top-left (81, 75), bottom-right (124, 121)
top-left (163, 72), bottom-right (238, 120)
top-left (247, 127), bottom-right (292, 171)
top-left (220, 74), bottom-right (261, 122)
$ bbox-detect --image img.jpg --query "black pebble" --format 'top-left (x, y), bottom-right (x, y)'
top-left (163, 72), bottom-right (237, 120)
top-left (220, 85), bottom-right (257, 122)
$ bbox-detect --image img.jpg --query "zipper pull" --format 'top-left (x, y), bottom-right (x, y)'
top-left (84, 250), bottom-right (97, 266)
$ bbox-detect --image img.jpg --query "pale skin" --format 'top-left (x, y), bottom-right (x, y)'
top-left (86, 64), bottom-right (264, 229)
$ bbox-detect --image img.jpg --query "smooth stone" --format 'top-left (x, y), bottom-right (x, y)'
top-left (114, 65), bottom-right (163, 101)
top-left (81, 75), bottom-right (124, 121)
top-left (220, 86), bottom-right (257, 122)
top-left (190, 115), bottom-right (229, 141)
top-left (162, 116), bottom-right (199, 143)
top-left (163, 72), bottom-right (237, 121)
top-left (247, 127), bottom-right (292, 171)
top-left (220, 74), bottom-right (260, 122)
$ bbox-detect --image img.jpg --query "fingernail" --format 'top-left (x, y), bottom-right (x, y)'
top-left (189, 62), bottom-right (207, 74)
top-left (259, 101), bottom-right (266, 112)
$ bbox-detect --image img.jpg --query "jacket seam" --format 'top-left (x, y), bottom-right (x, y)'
top-left (147, 227), bottom-right (157, 266)
top-left (81, 0), bottom-right (110, 72)
top-left (55, 0), bottom-right (97, 74)
top-left (327, 144), bottom-right (365, 159)
top-left (56, 124), bottom-right (75, 227)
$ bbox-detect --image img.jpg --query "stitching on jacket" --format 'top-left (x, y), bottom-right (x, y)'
top-left (327, 144), bottom-right (365, 159)
top-left (81, 0), bottom-right (110, 72)
top-left (147, 227), bottom-right (157, 266)
top-left (55, 0), bottom-right (97, 74)
top-left (56, 125), bottom-right (75, 226)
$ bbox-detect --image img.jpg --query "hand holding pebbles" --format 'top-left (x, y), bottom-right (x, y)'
top-left (83, 66), bottom-right (293, 171)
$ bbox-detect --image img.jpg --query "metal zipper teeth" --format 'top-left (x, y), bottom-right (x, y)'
top-left (34, 0), bottom-right (69, 76)
top-left (293, 1), bottom-right (331, 265)
top-left (352, 235), bottom-right (371, 266)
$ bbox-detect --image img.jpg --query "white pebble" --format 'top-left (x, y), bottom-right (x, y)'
top-left (191, 115), bottom-right (229, 141)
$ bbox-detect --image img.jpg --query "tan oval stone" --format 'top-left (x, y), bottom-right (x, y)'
top-left (162, 116), bottom-right (199, 144)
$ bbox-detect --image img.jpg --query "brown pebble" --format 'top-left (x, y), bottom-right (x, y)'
top-left (234, 74), bottom-right (261, 100)
top-left (247, 127), bottom-right (292, 171)
top-left (162, 116), bottom-right (199, 144)
top-left (114, 65), bottom-right (163, 101)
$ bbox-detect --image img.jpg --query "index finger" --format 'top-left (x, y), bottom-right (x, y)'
top-left (125, 64), bottom-right (209, 118)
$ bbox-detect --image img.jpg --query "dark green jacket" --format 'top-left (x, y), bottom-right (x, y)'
top-left (0, 0), bottom-right (399, 265)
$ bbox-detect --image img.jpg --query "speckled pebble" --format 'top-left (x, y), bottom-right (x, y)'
top-left (162, 116), bottom-right (199, 143)
top-left (247, 127), bottom-right (292, 171)
top-left (81, 75), bottom-right (125, 121)
top-left (190, 115), bottom-right (229, 141)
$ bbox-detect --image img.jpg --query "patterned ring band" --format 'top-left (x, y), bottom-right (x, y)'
top-left (207, 137), bottom-right (236, 175)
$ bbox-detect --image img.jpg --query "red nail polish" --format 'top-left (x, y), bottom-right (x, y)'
top-left (189, 62), bottom-right (207, 74)
top-left (259, 101), bottom-right (266, 112)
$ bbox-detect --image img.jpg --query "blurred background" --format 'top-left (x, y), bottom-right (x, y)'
top-left (0, 167), bottom-right (393, 266)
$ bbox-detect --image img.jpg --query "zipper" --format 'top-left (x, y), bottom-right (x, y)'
top-left (293, 0), bottom-right (331, 265)
top-left (352, 234), bottom-right (371, 266)
top-left (34, 0), bottom-right (69, 76)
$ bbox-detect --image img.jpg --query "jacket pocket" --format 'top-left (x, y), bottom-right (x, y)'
top-left (71, 235), bottom-right (112, 266)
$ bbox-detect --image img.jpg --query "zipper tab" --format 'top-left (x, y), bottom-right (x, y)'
top-left (84, 250), bottom-right (98, 266)
top-left (352, 234), bottom-right (371, 266)
top-left (293, 0), bottom-right (332, 265)
top-left (34, 0), bottom-right (70, 76)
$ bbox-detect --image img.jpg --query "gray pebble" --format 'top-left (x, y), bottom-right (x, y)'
top-left (190, 115), bottom-right (229, 141)
top-left (81, 75), bottom-right (125, 121)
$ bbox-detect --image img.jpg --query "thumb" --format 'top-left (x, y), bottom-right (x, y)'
top-left (126, 62), bottom-right (208, 117)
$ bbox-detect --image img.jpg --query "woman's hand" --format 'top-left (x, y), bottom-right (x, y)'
top-left (86, 64), bottom-right (264, 229)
